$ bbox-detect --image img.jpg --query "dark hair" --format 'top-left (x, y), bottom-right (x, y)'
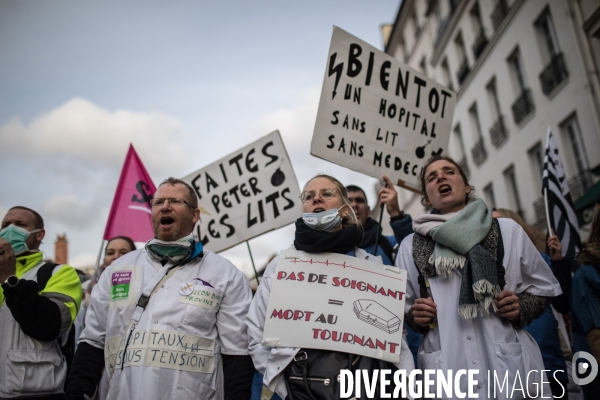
top-left (588, 204), bottom-right (600, 246)
top-left (157, 177), bottom-right (198, 209)
top-left (303, 174), bottom-right (358, 228)
top-left (105, 236), bottom-right (136, 254)
top-left (345, 185), bottom-right (368, 203)
top-left (419, 155), bottom-right (476, 208)
top-left (8, 206), bottom-right (44, 229)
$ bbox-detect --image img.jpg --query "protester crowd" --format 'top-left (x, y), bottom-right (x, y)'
top-left (1, 155), bottom-right (599, 400)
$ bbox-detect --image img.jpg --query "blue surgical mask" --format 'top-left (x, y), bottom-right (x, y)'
top-left (302, 206), bottom-right (345, 232)
top-left (0, 224), bottom-right (41, 255)
top-left (146, 233), bottom-right (197, 264)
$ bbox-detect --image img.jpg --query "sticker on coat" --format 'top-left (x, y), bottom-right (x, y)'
top-left (178, 281), bottom-right (195, 296)
top-left (178, 286), bottom-right (222, 312)
top-left (111, 271), bottom-right (132, 300)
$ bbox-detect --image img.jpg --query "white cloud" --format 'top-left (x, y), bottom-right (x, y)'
top-left (42, 194), bottom-right (100, 228)
top-left (0, 97), bottom-right (191, 175)
top-left (69, 252), bottom-right (97, 269)
top-left (246, 89), bottom-right (320, 180)
top-left (0, 206), bottom-right (8, 222)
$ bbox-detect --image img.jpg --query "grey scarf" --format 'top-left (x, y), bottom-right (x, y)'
top-left (412, 199), bottom-right (500, 319)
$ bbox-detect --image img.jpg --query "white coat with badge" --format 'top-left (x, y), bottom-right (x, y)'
top-left (396, 219), bottom-right (562, 400)
top-left (79, 248), bottom-right (252, 400)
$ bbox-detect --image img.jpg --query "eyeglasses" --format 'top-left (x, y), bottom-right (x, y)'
top-left (149, 198), bottom-right (194, 208)
top-left (299, 188), bottom-right (337, 203)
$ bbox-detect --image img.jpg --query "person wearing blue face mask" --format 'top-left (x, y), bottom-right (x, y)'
top-left (247, 174), bottom-right (415, 400)
top-left (0, 206), bottom-right (82, 400)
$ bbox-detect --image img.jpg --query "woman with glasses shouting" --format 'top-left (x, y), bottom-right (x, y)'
top-left (246, 174), bottom-right (414, 400)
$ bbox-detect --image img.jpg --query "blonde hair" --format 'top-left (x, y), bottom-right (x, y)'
top-left (303, 174), bottom-right (358, 229)
top-left (494, 208), bottom-right (546, 252)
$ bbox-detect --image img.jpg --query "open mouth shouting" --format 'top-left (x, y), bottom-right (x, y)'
top-left (160, 216), bottom-right (175, 228)
top-left (439, 184), bottom-right (452, 195)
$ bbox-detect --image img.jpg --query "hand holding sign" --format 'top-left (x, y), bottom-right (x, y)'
top-left (378, 175), bottom-right (402, 218)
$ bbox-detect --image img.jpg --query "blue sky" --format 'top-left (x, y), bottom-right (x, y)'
top-left (0, 0), bottom-right (399, 274)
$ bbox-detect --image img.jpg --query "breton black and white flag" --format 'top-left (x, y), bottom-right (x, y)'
top-left (542, 129), bottom-right (581, 260)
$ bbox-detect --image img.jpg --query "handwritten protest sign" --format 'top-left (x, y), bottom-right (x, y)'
top-left (263, 249), bottom-right (407, 363)
top-left (106, 330), bottom-right (215, 375)
top-left (181, 131), bottom-right (301, 253)
top-left (311, 27), bottom-right (456, 192)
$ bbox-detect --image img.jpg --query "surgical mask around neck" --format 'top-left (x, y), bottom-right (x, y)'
top-left (302, 206), bottom-right (345, 232)
top-left (0, 224), bottom-right (41, 256)
top-left (146, 233), bottom-right (196, 264)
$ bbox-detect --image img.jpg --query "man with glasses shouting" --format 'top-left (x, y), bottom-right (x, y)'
top-left (67, 178), bottom-right (254, 400)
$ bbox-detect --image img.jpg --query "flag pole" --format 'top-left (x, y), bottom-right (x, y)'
top-left (95, 239), bottom-right (106, 269)
top-left (373, 205), bottom-right (384, 256)
top-left (373, 180), bottom-right (387, 256)
top-left (543, 126), bottom-right (553, 235)
top-left (543, 188), bottom-right (553, 234)
top-left (246, 240), bottom-right (260, 284)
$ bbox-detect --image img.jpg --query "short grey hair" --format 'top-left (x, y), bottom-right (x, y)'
top-left (157, 177), bottom-right (199, 209)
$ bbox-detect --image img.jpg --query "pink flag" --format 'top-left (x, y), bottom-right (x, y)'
top-left (103, 144), bottom-right (156, 242)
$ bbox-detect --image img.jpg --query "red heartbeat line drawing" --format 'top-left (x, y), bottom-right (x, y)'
top-left (289, 258), bottom-right (404, 281)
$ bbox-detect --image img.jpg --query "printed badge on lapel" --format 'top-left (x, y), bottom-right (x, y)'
top-left (178, 285), bottom-right (222, 312)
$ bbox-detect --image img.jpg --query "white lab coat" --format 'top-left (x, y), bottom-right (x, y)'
top-left (247, 247), bottom-right (415, 398)
top-left (396, 218), bottom-right (562, 400)
top-left (79, 248), bottom-right (252, 400)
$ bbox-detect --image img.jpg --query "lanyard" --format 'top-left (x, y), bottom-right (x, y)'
top-left (118, 264), bottom-right (183, 372)
top-left (109, 249), bottom-right (205, 377)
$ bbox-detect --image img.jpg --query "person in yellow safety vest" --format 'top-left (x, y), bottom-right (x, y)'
top-left (0, 206), bottom-right (82, 400)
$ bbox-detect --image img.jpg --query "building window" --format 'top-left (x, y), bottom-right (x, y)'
top-left (453, 124), bottom-right (470, 176)
top-left (469, 103), bottom-right (487, 166)
top-left (538, 10), bottom-right (560, 58)
top-left (470, 2), bottom-right (488, 60)
top-left (413, 6), bottom-right (422, 37)
top-left (508, 48), bottom-right (535, 125)
top-left (486, 77), bottom-right (501, 120)
top-left (400, 36), bottom-right (409, 63)
top-left (529, 142), bottom-right (547, 226)
top-left (504, 165), bottom-right (524, 218)
top-left (442, 58), bottom-right (454, 90)
top-left (483, 183), bottom-right (496, 209)
top-left (469, 103), bottom-right (483, 139)
top-left (435, 3), bottom-right (444, 30)
top-left (560, 114), bottom-right (592, 199)
top-left (456, 32), bottom-right (470, 85)
top-left (536, 9), bottom-right (568, 95)
top-left (420, 57), bottom-right (428, 77)
top-left (509, 49), bottom-right (527, 92)
top-left (491, 0), bottom-right (510, 31)
top-left (487, 77), bottom-right (508, 147)
top-left (527, 142), bottom-right (544, 193)
top-left (435, 3), bottom-right (448, 48)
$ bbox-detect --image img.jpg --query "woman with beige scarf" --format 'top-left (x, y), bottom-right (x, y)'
top-left (396, 155), bottom-right (562, 400)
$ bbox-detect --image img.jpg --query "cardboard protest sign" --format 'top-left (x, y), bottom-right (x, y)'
top-left (311, 27), bottom-right (456, 192)
top-left (263, 249), bottom-right (407, 363)
top-left (181, 131), bottom-right (301, 253)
